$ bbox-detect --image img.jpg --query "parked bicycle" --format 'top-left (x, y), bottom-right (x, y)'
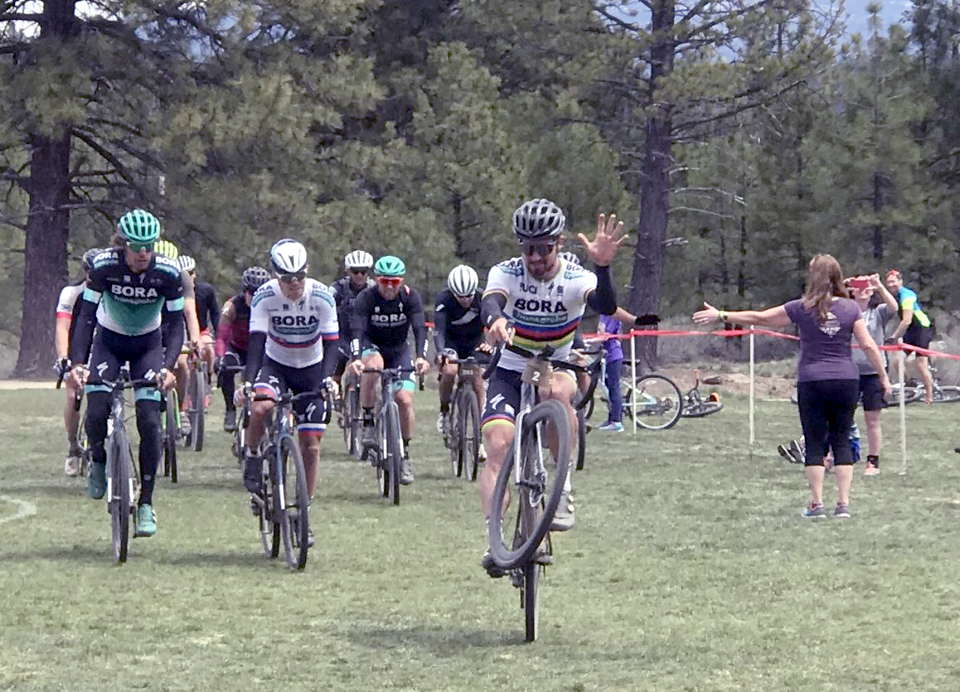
top-left (440, 354), bottom-right (483, 481)
top-left (679, 370), bottom-right (723, 418)
top-left (360, 367), bottom-right (413, 505)
top-left (885, 363), bottom-right (960, 405)
top-left (486, 342), bottom-right (575, 643)
top-left (249, 386), bottom-right (329, 570)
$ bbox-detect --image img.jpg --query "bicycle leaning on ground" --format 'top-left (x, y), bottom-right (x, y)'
top-left (440, 353), bottom-right (484, 481)
top-left (485, 342), bottom-right (575, 643)
top-left (679, 369), bottom-right (723, 418)
top-left (249, 385), bottom-right (330, 570)
top-left (360, 366), bottom-right (413, 505)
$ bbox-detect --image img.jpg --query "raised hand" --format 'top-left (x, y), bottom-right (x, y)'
top-left (577, 213), bottom-right (628, 267)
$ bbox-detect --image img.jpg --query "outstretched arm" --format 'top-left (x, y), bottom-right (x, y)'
top-left (693, 302), bottom-right (791, 328)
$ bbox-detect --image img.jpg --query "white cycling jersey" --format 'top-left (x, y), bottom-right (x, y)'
top-left (249, 278), bottom-right (339, 368)
top-left (484, 256), bottom-right (597, 373)
top-left (56, 283), bottom-right (85, 319)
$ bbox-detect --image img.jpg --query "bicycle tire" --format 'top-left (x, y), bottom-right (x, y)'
top-left (254, 446), bottom-right (279, 559)
top-left (163, 390), bottom-right (179, 482)
top-left (187, 366), bottom-right (205, 452)
top-left (278, 436), bottom-right (310, 570)
top-left (488, 399), bottom-right (570, 571)
top-left (448, 396), bottom-right (462, 477)
top-left (109, 430), bottom-right (132, 564)
top-left (385, 403), bottom-right (402, 505)
top-left (680, 400), bottom-right (724, 418)
top-left (77, 405), bottom-right (90, 477)
top-left (624, 374), bottom-right (682, 430)
top-left (575, 405), bottom-right (587, 471)
top-left (931, 385), bottom-right (960, 403)
top-left (522, 562), bottom-right (541, 642)
top-left (885, 385), bottom-right (922, 407)
top-left (343, 382), bottom-right (361, 458)
top-left (460, 388), bottom-right (481, 482)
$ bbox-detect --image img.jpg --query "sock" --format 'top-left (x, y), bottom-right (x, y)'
top-left (403, 438), bottom-right (411, 456)
top-left (867, 454), bottom-right (879, 467)
top-left (440, 402), bottom-right (449, 414)
top-left (362, 407), bottom-right (374, 425)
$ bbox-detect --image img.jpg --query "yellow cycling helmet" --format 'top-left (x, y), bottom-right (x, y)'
top-left (154, 239), bottom-right (179, 259)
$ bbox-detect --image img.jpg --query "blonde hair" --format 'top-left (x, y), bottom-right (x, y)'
top-left (801, 254), bottom-right (850, 322)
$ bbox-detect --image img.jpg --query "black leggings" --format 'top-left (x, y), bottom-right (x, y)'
top-left (797, 379), bottom-right (859, 467)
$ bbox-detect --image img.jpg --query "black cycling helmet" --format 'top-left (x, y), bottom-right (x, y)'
top-left (512, 198), bottom-right (566, 243)
top-left (242, 266), bottom-right (271, 292)
top-left (81, 248), bottom-right (105, 273)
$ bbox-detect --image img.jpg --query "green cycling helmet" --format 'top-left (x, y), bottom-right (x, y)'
top-left (154, 239), bottom-right (179, 259)
top-left (374, 255), bottom-right (405, 277)
top-left (118, 209), bottom-right (162, 243)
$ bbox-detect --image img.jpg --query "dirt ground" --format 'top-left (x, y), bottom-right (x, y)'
top-left (0, 379), bottom-right (57, 390)
top-left (660, 367), bottom-right (796, 401)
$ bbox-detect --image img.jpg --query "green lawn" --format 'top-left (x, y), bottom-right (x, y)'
top-left (1, 387), bottom-right (959, 691)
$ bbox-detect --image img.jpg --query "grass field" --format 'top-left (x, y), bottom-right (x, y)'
top-left (2, 387), bottom-right (960, 691)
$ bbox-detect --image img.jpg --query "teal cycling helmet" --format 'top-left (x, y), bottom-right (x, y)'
top-left (374, 255), bottom-right (405, 277)
top-left (117, 209), bottom-right (161, 243)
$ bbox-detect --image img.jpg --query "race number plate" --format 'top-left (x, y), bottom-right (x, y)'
top-left (521, 360), bottom-right (552, 387)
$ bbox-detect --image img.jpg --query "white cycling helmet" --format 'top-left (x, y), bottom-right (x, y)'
top-left (178, 255), bottom-right (196, 273)
top-left (447, 265), bottom-right (479, 297)
top-left (512, 198), bottom-right (566, 243)
top-left (270, 238), bottom-right (308, 274)
top-left (559, 251), bottom-right (581, 267)
top-left (344, 250), bottom-right (374, 270)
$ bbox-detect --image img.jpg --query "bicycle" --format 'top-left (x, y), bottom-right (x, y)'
top-left (220, 361), bottom-right (249, 463)
top-left (93, 368), bottom-right (157, 563)
top-left (885, 363), bottom-right (960, 405)
top-left (56, 371), bottom-right (90, 477)
top-left (159, 388), bottom-right (179, 482)
top-left (619, 364), bottom-right (683, 430)
top-left (360, 367), bottom-right (413, 505)
top-left (249, 386), bottom-right (329, 570)
top-left (441, 354), bottom-right (483, 481)
top-left (679, 369), bottom-right (723, 418)
top-left (182, 350), bottom-right (208, 451)
top-left (485, 342), bottom-right (575, 643)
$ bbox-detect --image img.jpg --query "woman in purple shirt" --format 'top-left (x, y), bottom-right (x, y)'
top-left (694, 255), bottom-right (891, 519)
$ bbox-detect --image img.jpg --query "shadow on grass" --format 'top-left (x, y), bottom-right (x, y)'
top-left (2, 543), bottom-right (111, 564)
top-left (161, 550), bottom-right (273, 569)
top-left (1, 483), bottom-right (88, 499)
top-left (346, 625), bottom-right (515, 651)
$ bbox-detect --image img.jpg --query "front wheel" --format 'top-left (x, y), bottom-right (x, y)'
top-left (488, 399), bottom-right (570, 571)
top-left (459, 388), bottom-right (481, 482)
top-left (186, 366), bottom-right (206, 452)
top-left (522, 562), bottom-right (542, 643)
top-left (384, 403), bottom-right (402, 505)
top-left (624, 374), bottom-right (682, 430)
top-left (163, 389), bottom-right (179, 482)
top-left (277, 436), bottom-right (310, 570)
top-left (342, 379), bottom-right (361, 458)
top-left (109, 431), bottom-right (133, 564)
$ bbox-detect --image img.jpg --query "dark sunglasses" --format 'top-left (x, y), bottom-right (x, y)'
top-left (127, 240), bottom-right (155, 253)
top-left (279, 271), bottom-right (307, 283)
top-left (349, 268), bottom-right (369, 275)
top-left (377, 277), bottom-right (403, 287)
top-left (521, 242), bottom-right (557, 257)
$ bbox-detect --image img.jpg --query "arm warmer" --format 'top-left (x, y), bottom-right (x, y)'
top-left (433, 309), bottom-right (448, 354)
top-left (411, 304), bottom-right (428, 359)
top-left (208, 287), bottom-right (220, 333)
top-left (161, 309), bottom-right (185, 371)
top-left (320, 337), bottom-right (340, 381)
top-left (480, 293), bottom-right (507, 327)
top-left (244, 333), bottom-right (266, 384)
top-left (68, 298), bottom-right (98, 365)
top-left (586, 266), bottom-right (617, 315)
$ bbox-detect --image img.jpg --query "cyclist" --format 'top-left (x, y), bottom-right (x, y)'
top-left (179, 255), bottom-right (220, 376)
top-left (236, 240), bottom-right (340, 527)
top-left (434, 264), bottom-right (489, 439)
top-left (328, 250), bottom-right (375, 383)
top-left (885, 269), bottom-right (935, 404)
top-left (68, 209), bottom-right (184, 537)
top-left (348, 255), bottom-right (430, 485)
top-left (479, 200), bottom-right (624, 566)
top-left (215, 266), bottom-right (270, 432)
top-left (54, 247), bottom-right (103, 476)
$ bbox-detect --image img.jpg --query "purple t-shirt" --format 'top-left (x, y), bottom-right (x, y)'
top-left (784, 298), bottom-right (860, 382)
top-left (598, 315), bottom-right (624, 362)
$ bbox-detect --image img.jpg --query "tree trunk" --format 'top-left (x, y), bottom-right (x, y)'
top-left (14, 134), bottom-right (71, 377)
top-left (627, 0), bottom-right (674, 374)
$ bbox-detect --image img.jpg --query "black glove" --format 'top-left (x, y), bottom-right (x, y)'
top-left (54, 357), bottom-right (71, 378)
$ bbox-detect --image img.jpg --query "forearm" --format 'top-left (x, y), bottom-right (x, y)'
top-left (613, 307), bottom-right (636, 325)
top-left (865, 344), bottom-right (888, 379)
top-left (244, 333), bottom-right (266, 383)
top-left (320, 338), bottom-right (340, 380)
top-left (720, 310), bottom-right (768, 326)
top-left (433, 312), bottom-right (447, 353)
top-left (161, 313), bottom-right (185, 370)
top-left (586, 266), bottom-right (617, 315)
top-left (184, 299), bottom-right (201, 342)
top-left (890, 317), bottom-right (911, 339)
top-left (481, 293), bottom-right (507, 327)
top-left (55, 320), bottom-right (71, 358)
top-left (215, 321), bottom-right (232, 358)
top-left (68, 301), bottom-right (97, 365)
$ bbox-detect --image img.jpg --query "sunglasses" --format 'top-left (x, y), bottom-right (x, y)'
top-left (377, 277), bottom-right (403, 287)
top-left (127, 241), bottom-right (155, 253)
top-left (279, 271), bottom-right (307, 283)
top-left (349, 268), bottom-right (369, 275)
top-left (521, 242), bottom-right (557, 257)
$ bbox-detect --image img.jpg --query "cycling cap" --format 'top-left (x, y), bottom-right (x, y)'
top-left (242, 266), bottom-right (271, 291)
top-left (178, 255), bottom-right (196, 273)
top-left (559, 251), bottom-right (581, 267)
top-left (447, 265), bottom-right (479, 297)
top-left (270, 239), bottom-right (308, 274)
top-left (154, 239), bottom-right (179, 259)
top-left (512, 198), bottom-right (565, 243)
top-left (344, 250), bottom-right (374, 270)
top-left (117, 209), bottom-right (161, 243)
top-left (81, 248), bottom-right (105, 272)
top-left (374, 255), bottom-right (405, 277)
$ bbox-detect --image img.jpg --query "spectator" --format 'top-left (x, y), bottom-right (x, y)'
top-left (885, 269), bottom-right (935, 404)
top-left (847, 274), bottom-right (897, 475)
top-left (694, 254), bottom-right (891, 519)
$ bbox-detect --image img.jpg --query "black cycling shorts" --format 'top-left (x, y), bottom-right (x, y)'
top-left (903, 323), bottom-right (933, 351)
top-left (253, 358), bottom-right (328, 437)
top-left (859, 374), bottom-right (885, 412)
